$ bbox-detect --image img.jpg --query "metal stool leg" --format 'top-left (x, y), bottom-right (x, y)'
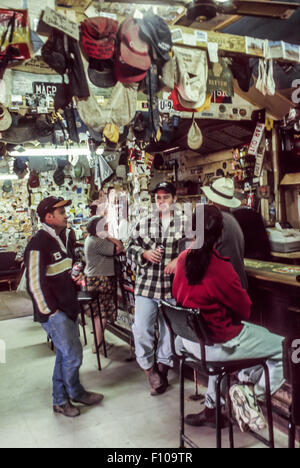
top-left (216, 372), bottom-right (225, 449)
top-left (90, 304), bottom-right (102, 371)
top-left (96, 295), bottom-right (107, 358)
top-left (263, 363), bottom-right (275, 449)
top-left (179, 358), bottom-right (185, 449)
top-left (227, 374), bottom-right (235, 449)
top-left (288, 417), bottom-right (296, 449)
top-left (79, 308), bottom-right (87, 346)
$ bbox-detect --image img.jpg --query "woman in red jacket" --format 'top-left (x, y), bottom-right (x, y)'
top-left (173, 205), bottom-right (284, 433)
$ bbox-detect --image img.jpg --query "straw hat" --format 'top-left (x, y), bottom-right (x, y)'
top-left (202, 177), bottom-right (241, 208)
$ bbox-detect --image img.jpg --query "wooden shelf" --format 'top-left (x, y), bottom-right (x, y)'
top-left (281, 173), bottom-right (300, 186)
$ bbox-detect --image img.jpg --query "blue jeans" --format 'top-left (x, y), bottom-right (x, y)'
top-left (42, 311), bottom-right (85, 406)
top-left (132, 296), bottom-right (173, 370)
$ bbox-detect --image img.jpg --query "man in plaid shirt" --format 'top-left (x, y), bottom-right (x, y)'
top-left (127, 182), bottom-right (187, 396)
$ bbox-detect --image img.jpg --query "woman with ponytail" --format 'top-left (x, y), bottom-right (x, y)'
top-left (172, 205), bottom-right (284, 434)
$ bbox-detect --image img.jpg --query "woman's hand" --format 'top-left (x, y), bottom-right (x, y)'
top-left (164, 258), bottom-right (178, 275)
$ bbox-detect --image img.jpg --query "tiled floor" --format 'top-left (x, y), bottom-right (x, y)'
top-left (0, 293), bottom-right (291, 448)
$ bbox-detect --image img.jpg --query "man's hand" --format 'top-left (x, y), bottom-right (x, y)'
top-left (164, 258), bottom-right (178, 275)
top-left (73, 272), bottom-right (84, 284)
top-left (107, 237), bottom-right (124, 255)
top-left (143, 249), bottom-right (163, 264)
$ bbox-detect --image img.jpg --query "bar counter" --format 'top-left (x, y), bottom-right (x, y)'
top-left (245, 259), bottom-right (300, 337)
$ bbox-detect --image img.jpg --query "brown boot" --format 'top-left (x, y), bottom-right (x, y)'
top-left (185, 406), bottom-right (229, 428)
top-left (144, 366), bottom-right (166, 396)
top-left (72, 391), bottom-right (104, 406)
top-left (157, 362), bottom-right (170, 387)
top-left (53, 401), bottom-right (81, 418)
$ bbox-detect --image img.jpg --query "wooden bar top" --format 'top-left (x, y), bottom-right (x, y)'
top-left (245, 258), bottom-right (300, 288)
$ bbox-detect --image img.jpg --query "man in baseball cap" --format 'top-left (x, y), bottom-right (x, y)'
top-left (127, 179), bottom-right (187, 397)
top-left (37, 196), bottom-right (72, 223)
top-left (25, 196), bottom-right (104, 417)
top-left (152, 181), bottom-right (176, 198)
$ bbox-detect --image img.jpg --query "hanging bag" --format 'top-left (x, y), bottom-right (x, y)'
top-left (0, 9), bottom-right (31, 78)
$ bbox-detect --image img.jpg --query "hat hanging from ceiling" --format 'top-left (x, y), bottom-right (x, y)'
top-left (2, 179), bottom-right (13, 193)
top-left (53, 168), bottom-right (65, 186)
top-left (80, 17), bottom-right (119, 61)
top-left (119, 18), bottom-right (151, 71)
top-left (13, 157), bottom-right (28, 179)
top-left (28, 170), bottom-right (40, 189)
top-left (103, 123), bottom-right (119, 144)
top-left (174, 47), bottom-right (208, 110)
top-left (88, 59), bottom-right (117, 89)
top-left (137, 13), bottom-right (172, 62)
top-left (187, 115), bottom-right (203, 151)
top-left (114, 18), bottom-right (151, 84)
top-left (202, 177), bottom-right (241, 209)
top-left (0, 104), bottom-right (12, 132)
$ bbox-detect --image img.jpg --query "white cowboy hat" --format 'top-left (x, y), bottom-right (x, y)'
top-left (202, 177), bottom-right (241, 209)
top-left (0, 104), bottom-right (12, 132)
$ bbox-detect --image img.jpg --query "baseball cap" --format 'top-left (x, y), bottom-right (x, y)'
top-left (119, 18), bottom-right (151, 72)
top-left (37, 197), bottom-right (71, 220)
top-left (152, 182), bottom-right (176, 197)
top-left (137, 13), bottom-right (172, 62)
top-left (88, 59), bottom-right (117, 88)
top-left (80, 17), bottom-right (118, 61)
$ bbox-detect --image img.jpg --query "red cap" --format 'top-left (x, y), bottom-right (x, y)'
top-left (119, 18), bottom-right (151, 71)
top-left (80, 17), bottom-right (118, 60)
top-left (114, 56), bottom-right (148, 83)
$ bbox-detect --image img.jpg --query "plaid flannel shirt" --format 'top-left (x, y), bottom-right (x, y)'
top-left (127, 209), bottom-right (187, 300)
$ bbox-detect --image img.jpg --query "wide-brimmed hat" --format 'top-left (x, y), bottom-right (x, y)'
top-left (0, 104), bottom-right (12, 132)
top-left (202, 177), bottom-right (241, 208)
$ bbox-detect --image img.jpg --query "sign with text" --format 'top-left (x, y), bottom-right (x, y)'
top-left (33, 82), bottom-right (63, 96)
top-left (248, 123), bottom-right (265, 156)
top-left (42, 7), bottom-right (79, 41)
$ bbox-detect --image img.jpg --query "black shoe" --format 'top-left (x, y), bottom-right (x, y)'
top-left (144, 366), bottom-right (167, 396)
top-left (53, 401), bottom-right (81, 418)
top-left (72, 391), bottom-right (104, 406)
top-left (157, 362), bottom-right (170, 387)
top-left (185, 407), bottom-right (229, 429)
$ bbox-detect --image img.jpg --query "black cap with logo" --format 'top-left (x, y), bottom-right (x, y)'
top-left (152, 181), bottom-right (176, 197)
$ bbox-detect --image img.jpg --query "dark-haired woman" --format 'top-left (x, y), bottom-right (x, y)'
top-left (84, 216), bottom-right (123, 352)
top-left (173, 205), bottom-right (284, 433)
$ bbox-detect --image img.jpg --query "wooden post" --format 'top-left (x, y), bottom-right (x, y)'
top-left (272, 126), bottom-right (282, 223)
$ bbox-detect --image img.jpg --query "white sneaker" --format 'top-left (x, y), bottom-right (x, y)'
top-left (229, 384), bottom-right (266, 433)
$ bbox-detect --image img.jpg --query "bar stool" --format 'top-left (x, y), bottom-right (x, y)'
top-left (160, 300), bottom-right (275, 449)
top-left (283, 338), bottom-right (300, 448)
top-left (77, 290), bottom-right (107, 371)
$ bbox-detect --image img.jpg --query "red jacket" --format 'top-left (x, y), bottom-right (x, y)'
top-left (172, 249), bottom-right (252, 344)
